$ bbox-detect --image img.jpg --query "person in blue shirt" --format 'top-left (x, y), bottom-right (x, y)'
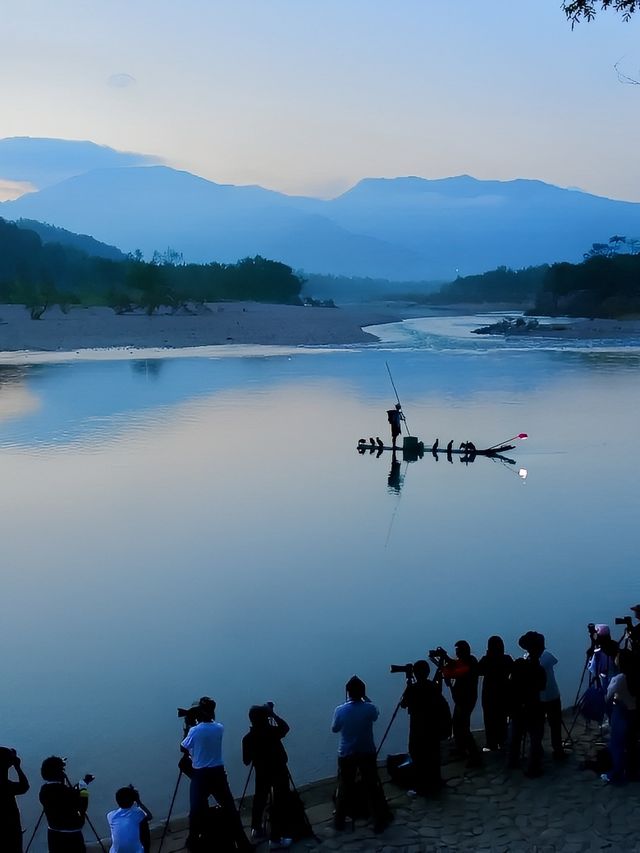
top-left (331, 676), bottom-right (391, 834)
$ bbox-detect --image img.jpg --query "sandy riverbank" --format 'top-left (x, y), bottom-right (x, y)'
top-left (0, 302), bottom-right (422, 353)
top-left (2, 302), bottom-right (639, 355)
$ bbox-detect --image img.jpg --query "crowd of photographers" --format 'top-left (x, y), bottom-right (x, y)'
top-left (2, 605), bottom-right (640, 853)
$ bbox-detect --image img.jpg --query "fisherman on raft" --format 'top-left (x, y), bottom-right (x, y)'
top-left (387, 403), bottom-right (405, 449)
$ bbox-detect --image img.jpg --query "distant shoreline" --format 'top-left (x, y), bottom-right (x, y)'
top-left (0, 302), bottom-right (421, 354)
top-left (1, 302), bottom-right (639, 357)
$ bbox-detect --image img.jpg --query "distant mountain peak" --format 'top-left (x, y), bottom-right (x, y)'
top-left (0, 136), bottom-right (161, 192)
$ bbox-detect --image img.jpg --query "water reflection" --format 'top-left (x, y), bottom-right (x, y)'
top-left (1, 325), bottom-right (640, 848)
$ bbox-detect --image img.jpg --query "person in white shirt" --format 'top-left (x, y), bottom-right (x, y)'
top-left (106, 787), bottom-right (152, 853)
top-left (180, 697), bottom-right (251, 852)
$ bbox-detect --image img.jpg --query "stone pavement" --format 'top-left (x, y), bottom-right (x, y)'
top-left (93, 719), bottom-right (640, 853)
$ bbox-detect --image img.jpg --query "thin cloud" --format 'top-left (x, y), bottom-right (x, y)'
top-left (107, 73), bottom-right (137, 89)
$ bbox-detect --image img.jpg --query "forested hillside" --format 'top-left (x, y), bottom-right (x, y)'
top-left (0, 217), bottom-right (303, 316)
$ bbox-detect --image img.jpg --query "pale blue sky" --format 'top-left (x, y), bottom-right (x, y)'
top-left (2, 1), bottom-right (640, 199)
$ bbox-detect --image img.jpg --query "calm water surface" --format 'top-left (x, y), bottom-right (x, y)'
top-left (1, 313), bottom-right (639, 843)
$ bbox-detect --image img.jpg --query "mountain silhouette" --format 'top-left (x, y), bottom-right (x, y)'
top-left (3, 140), bottom-right (640, 279)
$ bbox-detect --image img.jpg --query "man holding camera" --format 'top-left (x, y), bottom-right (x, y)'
top-left (508, 632), bottom-right (547, 777)
top-left (400, 660), bottom-right (444, 795)
top-left (442, 641), bottom-right (482, 766)
top-left (107, 786), bottom-right (153, 853)
top-left (331, 675), bottom-right (391, 834)
top-left (0, 747), bottom-right (29, 853)
top-left (39, 756), bottom-right (90, 853)
top-left (180, 697), bottom-right (252, 853)
top-left (627, 605), bottom-right (640, 654)
top-left (242, 702), bottom-right (292, 849)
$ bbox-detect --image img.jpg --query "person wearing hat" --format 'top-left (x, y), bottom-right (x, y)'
top-left (0, 747), bottom-right (29, 853)
top-left (331, 675), bottom-right (391, 834)
top-left (180, 697), bottom-right (252, 853)
top-left (507, 632), bottom-right (547, 777)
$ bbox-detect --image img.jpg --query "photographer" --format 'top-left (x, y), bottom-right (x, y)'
top-left (180, 697), bottom-right (252, 853)
top-left (39, 756), bottom-right (90, 853)
top-left (331, 675), bottom-right (391, 834)
top-left (602, 649), bottom-right (638, 784)
top-left (507, 632), bottom-right (546, 777)
top-left (628, 605), bottom-right (640, 655)
top-left (399, 660), bottom-right (444, 796)
top-left (0, 747), bottom-right (29, 853)
top-left (478, 636), bottom-right (513, 753)
top-left (107, 786), bottom-right (152, 853)
top-left (587, 625), bottom-right (618, 690)
top-left (242, 702), bottom-right (292, 849)
top-left (442, 641), bottom-right (481, 766)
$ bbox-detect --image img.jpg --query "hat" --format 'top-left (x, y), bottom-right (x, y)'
top-left (595, 624), bottom-right (610, 637)
top-left (518, 631), bottom-right (545, 656)
top-left (630, 605), bottom-right (640, 614)
top-left (345, 675), bottom-right (366, 698)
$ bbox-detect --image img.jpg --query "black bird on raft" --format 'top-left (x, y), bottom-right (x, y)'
top-left (376, 437), bottom-right (384, 449)
top-left (431, 439), bottom-right (439, 460)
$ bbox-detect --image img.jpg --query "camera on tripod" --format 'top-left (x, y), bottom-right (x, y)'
top-left (615, 616), bottom-right (633, 629)
top-left (389, 663), bottom-right (413, 678)
top-left (177, 696), bottom-right (216, 728)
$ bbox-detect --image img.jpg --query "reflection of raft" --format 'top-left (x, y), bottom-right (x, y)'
top-left (356, 435), bottom-right (516, 463)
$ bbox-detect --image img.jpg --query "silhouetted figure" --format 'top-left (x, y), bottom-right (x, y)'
top-left (587, 625), bottom-right (618, 691)
top-left (107, 786), bottom-right (153, 853)
top-left (532, 637), bottom-right (566, 761)
top-left (603, 649), bottom-right (638, 784)
top-left (478, 637), bottom-right (513, 752)
top-left (400, 661), bottom-right (444, 795)
top-left (39, 756), bottom-right (88, 853)
top-left (242, 703), bottom-right (292, 848)
top-left (180, 697), bottom-right (252, 852)
top-left (331, 676), bottom-right (391, 834)
top-left (376, 437), bottom-right (384, 449)
top-left (387, 451), bottom-right (402, 493)
top-left (0, 747), bottom-right (29, 853)
top-left (431, 439), bottom-right (439, 460)
top-left (508, 632), bottom-right (547, 777)
top-left (442, 641), bottom-right (481, 766)
top-left (387, 404), bottom-right (404, 449)
top-left (446, 440), bottom-right (454, 463)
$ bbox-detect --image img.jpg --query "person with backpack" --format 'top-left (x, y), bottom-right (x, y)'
top-left (400, 660), bottom-right (448, 796)
top-left (242, 702), bottom-right (292, 850)
top-left (331, 675), bottom-right (392, 834)
top-left (387, 404), bottom-right (404, 449)
top-left (478, 636), bottom-right (513, 752)
top-left (0, 747), bottom-right (29, 853)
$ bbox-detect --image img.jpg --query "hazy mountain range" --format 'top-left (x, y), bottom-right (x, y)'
top-left (2, 137), bottom-right (640, 281)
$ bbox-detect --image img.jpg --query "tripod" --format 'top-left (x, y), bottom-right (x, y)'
top-left (25, 789), bottom-right (108, 853)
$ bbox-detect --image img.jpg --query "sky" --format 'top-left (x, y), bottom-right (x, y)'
top-left (1, 0), bottom-right (640, 200)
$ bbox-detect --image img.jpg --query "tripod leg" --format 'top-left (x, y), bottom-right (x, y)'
top-left (287, 769), bottom-right (318, 841)
top-left (158, 770), bottom-right (183, 853)
top-left (376, 696), bottom-right (405, 758)
top-left (84, 812), bottom-right (108, 853)
top-left (238, 763), bottom-right (254, 813)
top-left (24, 809), bottom-right (45, 853)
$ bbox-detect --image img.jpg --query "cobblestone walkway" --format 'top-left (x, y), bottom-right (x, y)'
top-left (93, 721), bottom-right (640, 853)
